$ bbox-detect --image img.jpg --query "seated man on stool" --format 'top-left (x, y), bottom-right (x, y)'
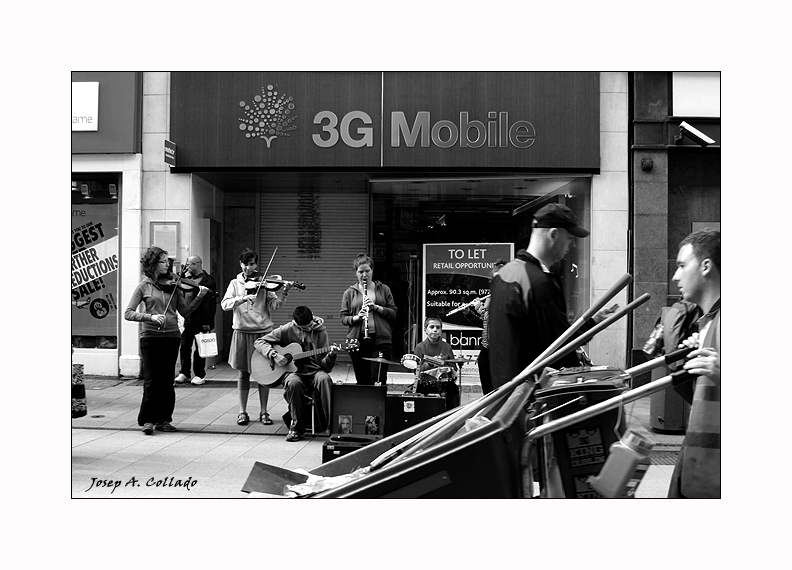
top-left (412, 316), bottom-right (461, 409)
top-left (254, 306), bottom-right (339, 442)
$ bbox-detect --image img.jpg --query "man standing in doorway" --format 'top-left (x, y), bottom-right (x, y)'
top-left (668, 228), bottom-right (721, 498)
top-left (175, 256), bottom-right (217, 386)
top-left (488, 203), bottom-right (616, 389)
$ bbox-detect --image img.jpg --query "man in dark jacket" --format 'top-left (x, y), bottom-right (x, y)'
top-left (488, 204), bottom-right (616, 389)
top-left (174, 256), bottom-right (217, 386)
top-left (254, 306), bottom-right (340, 442)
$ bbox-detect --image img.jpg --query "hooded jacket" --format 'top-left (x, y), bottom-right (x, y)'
top-left (340, 281), bottom-right (397, 345)
top-left (221, 272), bottom-right (286, 333)
top-left (124, 276), bottom-right (205, 338)
top-left (254, 316), bottom-right (337, 375)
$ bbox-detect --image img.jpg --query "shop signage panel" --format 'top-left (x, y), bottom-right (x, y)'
top-left (170, 71), bottom-right (383, 168)
top-left (383, 72), bottom-right (600, 169)
top-left (164, 139), bottom-right (176, 166)
top-left (422, 243), bottom-right (514, 371)
top-left (169, 72), bottom-right (600, 171)
top-left (71, 72), bottom-right (142, 154)
top-left (72, 82), bottom-right (99, 131)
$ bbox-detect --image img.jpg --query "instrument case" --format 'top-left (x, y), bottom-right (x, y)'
top-left (384, 393), bottom-right (447, 436)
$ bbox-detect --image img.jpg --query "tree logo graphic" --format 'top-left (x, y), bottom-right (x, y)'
top-left (238, 85), bottom-right (297, 147)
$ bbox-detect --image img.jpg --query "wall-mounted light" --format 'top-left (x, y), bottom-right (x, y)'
top-left (80, 183), bottom-right (91, 199)
top-left (109, 183), bottom-right (117, 199)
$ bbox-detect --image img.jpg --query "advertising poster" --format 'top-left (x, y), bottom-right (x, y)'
top-left (422, 243), bottom-right (514, 373)
top-left (72, 204), bottom-right (119, 337)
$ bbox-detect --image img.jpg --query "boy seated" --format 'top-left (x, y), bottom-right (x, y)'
top-left (412, 316), bottom-right (461, 409)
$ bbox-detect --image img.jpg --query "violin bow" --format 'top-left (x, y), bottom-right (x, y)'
top-left (252, 246), bottom-right (278, 300)
top-left (159, 270), bottom-right (181, 330)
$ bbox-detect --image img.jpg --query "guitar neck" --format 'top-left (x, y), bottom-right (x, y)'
top-left (291, 345), bottom-right (335, 360)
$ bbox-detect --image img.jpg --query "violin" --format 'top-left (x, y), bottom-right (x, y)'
top-left (157, 272), bottom-right (219, 298)
top-left (244, 274), bottom-right (306, 292)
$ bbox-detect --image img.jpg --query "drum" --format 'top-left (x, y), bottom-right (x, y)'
top-left (419, 366), bottom-right (457, 390)
top-left (400, 354), bottom-right (421, 370)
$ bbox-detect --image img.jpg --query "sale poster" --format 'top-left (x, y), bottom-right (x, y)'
top-left (422, 243), bottom-right (513, 372)
top-left (72, 204), bottom-right (119, 337)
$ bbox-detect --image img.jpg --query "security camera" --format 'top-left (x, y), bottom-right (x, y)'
top-left (678, 121), bottom-right (715, 147)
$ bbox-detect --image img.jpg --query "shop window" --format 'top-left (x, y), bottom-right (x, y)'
top-left (71, 173), bottom-right (120, 349)
top-left (371, 175), bottom-right (591, 354)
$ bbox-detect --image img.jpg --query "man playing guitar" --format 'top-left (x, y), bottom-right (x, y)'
top-left (253, 306), bottom-right (342, 442)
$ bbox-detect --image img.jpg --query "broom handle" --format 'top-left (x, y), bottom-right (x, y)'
top-left (370, 274), bottom-right (638, 471)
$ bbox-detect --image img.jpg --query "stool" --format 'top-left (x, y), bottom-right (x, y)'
top-left (304, 396), bottom-right (317, 435)
top-left (282, 396), bottom-right (317, 435)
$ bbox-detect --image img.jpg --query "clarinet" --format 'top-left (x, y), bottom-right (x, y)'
top-left (362, 276), bottom-right (370, 339)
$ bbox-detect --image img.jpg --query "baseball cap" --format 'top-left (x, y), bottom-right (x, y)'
top-left (533, 203), bottom-right (590, 237)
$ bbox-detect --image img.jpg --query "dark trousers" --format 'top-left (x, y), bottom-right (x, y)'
top-left (350, 336), bottom-right (391, 385)
top-left (138, 336), bottom-right (180, 426)
top-left (477, 347), bottom-right (494, 394)
top-left (283, 371), bottom-right (332, 434)
top-left (179, 325), bottom-right (209, 378)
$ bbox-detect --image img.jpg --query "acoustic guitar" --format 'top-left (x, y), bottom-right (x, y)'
top-left (251, 339), bottom-right (360, 387)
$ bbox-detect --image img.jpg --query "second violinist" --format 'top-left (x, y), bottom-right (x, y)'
top-left (221, 247), bottom-right (292, 427)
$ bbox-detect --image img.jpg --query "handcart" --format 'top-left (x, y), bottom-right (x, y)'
top-left (241, 274), bottom-right (694, 498)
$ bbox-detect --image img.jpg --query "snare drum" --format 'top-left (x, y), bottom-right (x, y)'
top-left (419, 366), bottom-right (456, 389)
top-left (400, 354), bottom-right (421, 370)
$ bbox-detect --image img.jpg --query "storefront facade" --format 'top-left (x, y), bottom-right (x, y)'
top-left (72, 71), bottom-right (632, 377)
top-left (629, 71), bottom-right (721, 371)
top-left (72, 72), bottom-right (143, 376)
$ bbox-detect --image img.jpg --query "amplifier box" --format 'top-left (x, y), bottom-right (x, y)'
top-left (331, 384), bottom-right (387, 437)
top-left (322, 434), bottom-right (381, 463)
top-left (384, 393), bottom-right (447, 436)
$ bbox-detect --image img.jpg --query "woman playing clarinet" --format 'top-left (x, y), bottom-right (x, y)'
top-left (340, 254), bottom-right (397, 385)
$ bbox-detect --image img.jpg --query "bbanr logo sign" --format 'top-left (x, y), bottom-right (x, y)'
top-left (238, 85), bottom-right (297, 148)
top-left (311, 110), bottom-right (536, 149)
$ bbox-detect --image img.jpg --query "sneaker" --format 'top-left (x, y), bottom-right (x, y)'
top-left (155, 422), bottom-right (177, 432)
top-left (191, 376), bottom-right (205, 385)
top-left (285, 430), bottom-right (303, 442)
top-left (142, 423), bottom-right (154, 435)
top-left (174, 373), bottom-right (190, 384)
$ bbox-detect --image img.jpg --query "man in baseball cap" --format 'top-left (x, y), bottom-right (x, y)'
top-left (533, 203), bottom-right (590, 237)
top-left (488, 202), bottom-right (615, 389)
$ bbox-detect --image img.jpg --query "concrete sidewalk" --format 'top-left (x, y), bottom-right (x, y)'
top-left (71, 362), bottom-right (683, 498)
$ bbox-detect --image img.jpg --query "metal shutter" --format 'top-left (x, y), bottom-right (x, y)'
top-left (259, 191), bottom-right (368, 348)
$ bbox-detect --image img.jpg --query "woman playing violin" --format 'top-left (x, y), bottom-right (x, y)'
top-left (221, 247), bottom-right (292, 426)
top-left (124, 246), bottom-right (210, 435)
